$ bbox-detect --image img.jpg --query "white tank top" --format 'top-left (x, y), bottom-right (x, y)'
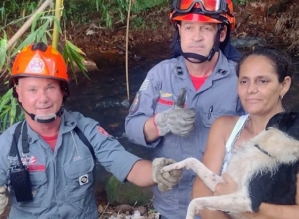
top-left (221, 114), bottom-right (250, 173)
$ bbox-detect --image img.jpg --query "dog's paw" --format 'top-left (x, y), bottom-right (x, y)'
top-left (186, 199), bottom-right (204, 219)
top-left (160, 163), bottom-right (182, 172)
top-left (160, 158), bottom-right (198, 173)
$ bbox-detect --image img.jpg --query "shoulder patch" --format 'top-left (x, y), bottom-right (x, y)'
top-left (129, 91), bottom-right (141, 113)
top-left (97, 126), bottom-right (110, 136)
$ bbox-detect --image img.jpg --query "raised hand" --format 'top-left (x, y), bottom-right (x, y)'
top-left (154, 88), bottom-right (195, 137)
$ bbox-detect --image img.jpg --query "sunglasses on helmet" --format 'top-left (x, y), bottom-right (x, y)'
top-left (173, 0), bottom-right (229, 15)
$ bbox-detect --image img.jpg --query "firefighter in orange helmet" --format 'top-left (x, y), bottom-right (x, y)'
top-left (125, 1), bottom-right (245, 219)
top-left (9, 42), bottom-right (69, 123)
top-left (0, 42), bottom-right (182, 218)
top-left (170, 0), bottom-right (241, 62)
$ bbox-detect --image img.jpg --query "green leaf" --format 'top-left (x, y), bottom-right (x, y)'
top-left (0, 86), bottom-right (23, 130)
top-left (41, 32), bottom-right (48, 45)
top-left (31, 11), bottom-right (43, 33)
top-left (1, 110), bottom-right (8, 132)
top-left (10, 95), bottom-right (17, 126)
top-left (62, 40), bottom-right (88, 83)
top-left (12, 30), bottom-right (37, 56)
top-left (36, 18), bottom-right (51, 42)
top-left (0, 88), bottom-right (13, 113)
top-left (52, 16), bottom-right (62, 33)
top-left (0, 34), bottom-right (7, 71)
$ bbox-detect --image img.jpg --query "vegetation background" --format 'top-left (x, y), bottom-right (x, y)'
top-left (1, 0), bottom-right (299, 218)
top-left (0, 0), bottom-right (298, 132)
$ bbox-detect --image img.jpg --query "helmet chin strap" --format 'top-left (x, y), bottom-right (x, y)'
top-left (181, 24), bottom-right (224, 64)
top-left (22, 106), bottom-right (64, 124)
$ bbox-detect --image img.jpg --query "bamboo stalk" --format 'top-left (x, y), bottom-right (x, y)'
top-left (52, 0), bottom-right (63, 49)
top-left (125, 0), bottom-right (133, 101)
top-left (6, 0), bottom-right (53, 50)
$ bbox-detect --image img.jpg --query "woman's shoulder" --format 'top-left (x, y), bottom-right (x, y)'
top-left (211, 115), bottom-right (248, 137)
top-left (213, 115), bottom-right (242, 127)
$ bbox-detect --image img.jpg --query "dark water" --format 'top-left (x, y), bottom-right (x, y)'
top-left (64, 42), bottom-right (172, 188)
top-left (64, 42), bottom-right (299, 190)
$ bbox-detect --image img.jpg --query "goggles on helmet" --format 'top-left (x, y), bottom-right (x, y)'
top-left (173, 0), bottom-right (229, 15)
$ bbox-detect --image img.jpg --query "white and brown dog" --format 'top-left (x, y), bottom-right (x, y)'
top-left (161, 112), bottom-right (299, 219)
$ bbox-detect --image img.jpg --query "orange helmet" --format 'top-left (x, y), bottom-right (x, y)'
top-left (10, 42), bottom-right (69, 96)
top-left (170, 0), bottom-right (236, 30)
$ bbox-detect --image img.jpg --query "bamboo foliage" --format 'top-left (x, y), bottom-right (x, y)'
top-left (0, 0), bottom-right (87, 131)
top-left (0, 86), bottom-right (23, 133)
top-left (0, 34), bottom-right (7, 71)
top-left (0, 0), bottom-right (169, 131)
top-left (62, 40), bottom-right (88, 83)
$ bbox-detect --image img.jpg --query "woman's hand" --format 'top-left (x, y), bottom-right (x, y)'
top-left (214, 173), bottom-right (238, 196)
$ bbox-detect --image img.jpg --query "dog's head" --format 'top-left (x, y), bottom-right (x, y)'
top-left (254, 112), bottom-right (299, 163)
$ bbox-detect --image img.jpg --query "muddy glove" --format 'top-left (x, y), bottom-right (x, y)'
top-left (0, 186), bottom-right (8, 215)
top-left (154, 88), bottom-right (195, 137)
top-left (152, 158), bottom-right (182, 192)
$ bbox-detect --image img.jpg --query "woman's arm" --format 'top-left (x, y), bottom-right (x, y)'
top-left (192, 116), bottom-right (236, 219)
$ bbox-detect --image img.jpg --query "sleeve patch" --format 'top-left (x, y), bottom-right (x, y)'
top-left (129, 91), bottom-right (141, 113)
top-left (97, 126), bottom-right (110, 136)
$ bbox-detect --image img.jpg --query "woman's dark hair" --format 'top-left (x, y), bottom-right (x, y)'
top-left (236, 47), bottom-right (295, 84)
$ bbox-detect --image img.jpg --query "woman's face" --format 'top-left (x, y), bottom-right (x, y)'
top-left (238, 55), bottom-right (287, 115)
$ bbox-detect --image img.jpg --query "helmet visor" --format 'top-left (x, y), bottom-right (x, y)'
top-left (174, 0), bottom-right (228, 14)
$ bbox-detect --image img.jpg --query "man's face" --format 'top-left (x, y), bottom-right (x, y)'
top-left (177, 21), bottom-right (225, 57)
top-left (16, 77), bottom-right (64, 117)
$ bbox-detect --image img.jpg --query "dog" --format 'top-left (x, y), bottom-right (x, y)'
top-left (161, 112), bottom-right (299, 219)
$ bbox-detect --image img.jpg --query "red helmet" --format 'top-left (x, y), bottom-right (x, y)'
top-left (170, 0), bottom-right (236, 30)
top-left (10, 42), bottom-right (69, 96)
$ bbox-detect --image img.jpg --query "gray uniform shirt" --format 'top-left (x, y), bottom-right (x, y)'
top-left (125, 52), bottom-right (244, 219)
top-left (0, 110), bottom-right (140, 219)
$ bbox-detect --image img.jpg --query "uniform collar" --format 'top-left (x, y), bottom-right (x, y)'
top-left (25, 109), bottom-right (77, 144)
top-left (23, 122), bottom-right (39, 144)
top-left (60, 109), bottom-right (78, 134)
top-left (210, 50), bottom-right (233, 80)
top-left (175, 51), bottom-right (233, 80)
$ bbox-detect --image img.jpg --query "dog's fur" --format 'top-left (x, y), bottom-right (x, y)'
top-left (161, 112), bottom-right (299, 219)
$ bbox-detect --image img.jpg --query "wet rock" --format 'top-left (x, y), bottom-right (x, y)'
top-left (121, 99), bottom-right (130, 108)
top-left (231, 36), bottom-right (265, 49)
top-left (69, 58), bottom-right (99, 76)
top-left (134, 206), bottom-right (146, 215)
top-left (98, 204), bottom-right (105, 214)
top-left (108, 212), bottom-right (126, 219)
top-left (131, 210), bottom-right (145, 219)
top-left (115, 204), bottom-right (134, 214)
top-left (95, 99), bottom-right (122, 108)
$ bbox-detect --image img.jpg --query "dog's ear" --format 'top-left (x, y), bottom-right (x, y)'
top-left (284, 112), bottom-right (299, 140)
top-left (266, 112), bottom-right (298, 133)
